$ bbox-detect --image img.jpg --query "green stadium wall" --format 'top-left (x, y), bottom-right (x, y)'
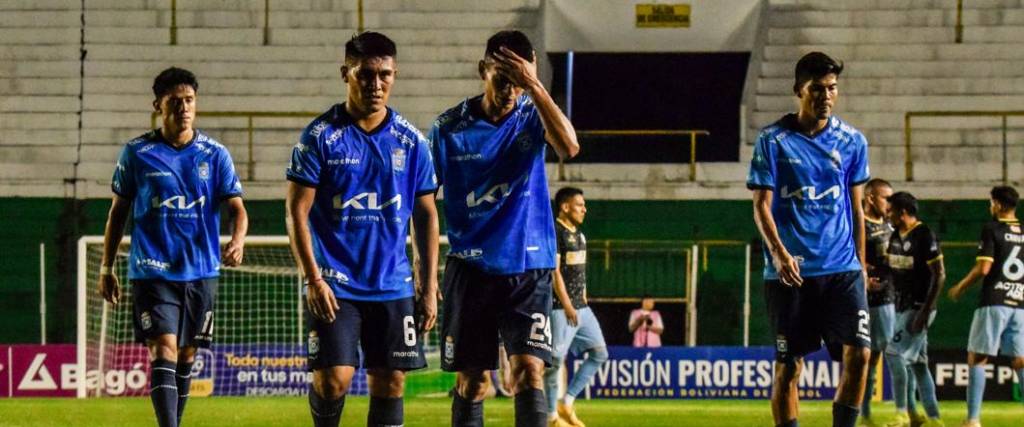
top-left (0, 197), bottom-right (991, 350)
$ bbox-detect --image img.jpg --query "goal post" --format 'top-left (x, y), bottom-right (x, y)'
top-left (77, 235), bottom-right (451, 398)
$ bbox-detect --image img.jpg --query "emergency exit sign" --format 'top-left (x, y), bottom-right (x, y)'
top-left (636, 4), bottom-right (691, 28)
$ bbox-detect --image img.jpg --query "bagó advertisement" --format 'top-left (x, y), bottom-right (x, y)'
top-left (2, 344), bottom-right (368, 398)
top-left (0, 345), bottom-right (78, 398)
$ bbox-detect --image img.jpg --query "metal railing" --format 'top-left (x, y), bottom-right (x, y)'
top-left (904, 110), bottom-right (1023, 183)
top-left (585, 239), bottom-right (750, 346)
top-left (561, 129), bottom-right (711, 181)
top-left (151, 111), bottom-right (321, 181)
top-left (167, 0), bottom-right (365, 46)
top-left (169, 0), bottom-right (177, 45)
top-left (955, 0), bottom-right (964, 43)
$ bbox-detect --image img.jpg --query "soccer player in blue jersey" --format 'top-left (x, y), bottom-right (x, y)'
top-left (98, 67), bottom-right (248, 427)
top-left (429, 30), bottom-right (579, 427)
top-left (949, 186), bottom-right (1024, 427)
top-left (747, 52), bottom-right (871, 427)
top-left (286, 32), bottom-right (440, 427)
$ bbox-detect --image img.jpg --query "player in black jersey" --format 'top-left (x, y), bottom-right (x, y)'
top-left (860, 179), bottom-right (898, 425)
top-left (543, 187), bottom-right (606, 427)
top-left (883, 192), bottom-right (945, 427)
top-left (861, 180), bottom-right (925, 427)
top-left (948, 186), bottom-right (1024, 427)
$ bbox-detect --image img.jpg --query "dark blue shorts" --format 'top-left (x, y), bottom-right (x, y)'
top-left (131, 279), bottom-right (217, 349)
top-left (765, 271), bottom-right (870, 362)
top-left (439, 257), bottom-right (553, 372)
top-left (305, 296), bottom-right (426, 372)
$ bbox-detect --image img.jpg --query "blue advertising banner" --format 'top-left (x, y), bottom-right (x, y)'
top-left (188, 344), bottom-right (368, 396)
top-left (566, 346), bottom-right (891, 401)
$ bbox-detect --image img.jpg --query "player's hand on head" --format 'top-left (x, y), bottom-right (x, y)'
top-left (98, 273), bottom-right (121, 305)
top-left (221, 240), bottom-right (244, 267)
top-left (492, 47), bottom-right (538, 89)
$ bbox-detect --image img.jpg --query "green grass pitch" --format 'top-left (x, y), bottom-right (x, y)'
top-left (1, 397), bottom-right (1022, 426)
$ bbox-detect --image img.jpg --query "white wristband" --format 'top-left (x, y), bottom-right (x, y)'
top-left (99, 265), bottom-right (114, 276)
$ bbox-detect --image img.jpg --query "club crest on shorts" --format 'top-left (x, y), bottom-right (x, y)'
top-left (308, 331), bottom-right (320, 357)
top-left (198, 161), bottom-right (210, 180)
top-left (391, 147), bottom-right (406, 172)
top-left (140, 311), bottom-right (152, 330)
top-left (444, 336), bottom-right (455, 362)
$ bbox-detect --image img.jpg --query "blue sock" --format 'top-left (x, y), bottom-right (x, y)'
top-left (776, 420), bottom-right (798, 427)
top-left (367, 396), bottom-right (403, 427)
top-left (309, 387), bottom-right (345, 427)
top-left (175, 361), bottom-right (193, 426)
top-left (906, 364), bottom-right (919, 413)
top-left (452, 393), bottom-right (483, 427)
top-left (967, 365), bottom-right (986, 421)
top-left (886, 353), bottom-right (908, 411)
top-left (833, 402), bottom-right (859, 427)
top-left (150, 359), bottom-right (178, 427)
top-left (911, 362), bottom-right (939, 418)
top-left (566, 347), bottom-right (608, 398)
top-left (862, 357), bottom-right (877, 418)
top-left (544, 357), bottom-right (562, 414)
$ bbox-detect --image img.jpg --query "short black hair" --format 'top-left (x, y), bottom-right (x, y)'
top-left (888, 191), bottom-right (919, 217)
top-left (554, 187), bottom-right (584, 210)
top-left (152, 67), bottom-right (198, 99)
top-left (485, 30), bottom-right (533, 62)
top-left (866, 178), bottom-right (892, 194)
top-left (991, 186), bottom-right (1019, 210)
top-left (345, 31), bottom-right (396, 64)
top-left (793, 52), bottom-right (843, 94)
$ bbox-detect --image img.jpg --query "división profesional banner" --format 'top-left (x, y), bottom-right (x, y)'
top-left (566, 346), bottom-right (886, 401)
top-left (566, 346), bottom-right (1021, 402)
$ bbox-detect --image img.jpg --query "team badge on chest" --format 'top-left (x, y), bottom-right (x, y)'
top-left (198, 161), bottom-right (210, 180)
top-left (391, 148), bottom-right (406, 172)
top-left (515, 131), bottom-right (532, 152)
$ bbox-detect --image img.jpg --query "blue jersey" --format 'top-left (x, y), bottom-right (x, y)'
top-left (287, 104), bottom-right (437, 301)
top-left (112, 129), bottom-right (243, 281)
top-left (747, 114), bottom-right (870, 279)
top-left (429, 95), bottom-right (556, 275)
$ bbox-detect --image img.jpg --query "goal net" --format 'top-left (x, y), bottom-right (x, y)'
top-left (76, 235), bottom-right (453, 398)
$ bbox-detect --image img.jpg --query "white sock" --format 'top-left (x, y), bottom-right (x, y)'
top-left (563, 395), bottom-right (575, 407)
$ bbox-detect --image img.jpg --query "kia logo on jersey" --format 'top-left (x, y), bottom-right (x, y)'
top-left (151, 195), bottom-right (206, 210)
top-left (779, 185), bottom-right (841, 201)
top-left (334, 192), bottom-right (402, 211)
